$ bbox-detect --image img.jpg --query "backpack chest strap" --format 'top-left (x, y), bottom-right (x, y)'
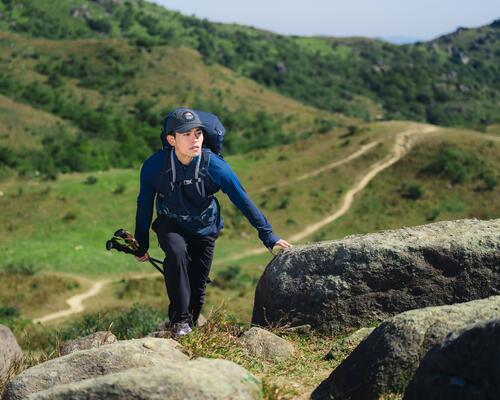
top-left (167, 149), bottom-right (210, 196)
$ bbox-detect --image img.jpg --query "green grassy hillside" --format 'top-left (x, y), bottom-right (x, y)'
top-left (0, 120), bottom-right (386, 275)
top-left (0, 95), bottom-right (76, 151)
top-left (314, 129), bottom-right (500, 240)
top-left (0, 30), bottom-right (349, 177)
top-left (0, 0), bottom-right (498, 129)
top-left (0, 122), bottom-right (498, 319)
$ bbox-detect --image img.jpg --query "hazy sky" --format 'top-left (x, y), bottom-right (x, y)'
top-left (150, 0), bottom-right (500, 42)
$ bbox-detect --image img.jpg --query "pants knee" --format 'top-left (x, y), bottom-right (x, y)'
top-left (161, 234), bottom-right (188, 266)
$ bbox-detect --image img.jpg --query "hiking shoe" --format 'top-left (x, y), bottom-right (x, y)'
top-left (171, 322), bottom-right (192, 338)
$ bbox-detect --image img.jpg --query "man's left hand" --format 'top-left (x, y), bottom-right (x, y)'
top-left (274, 239), bottom-right (292, 249)
top-left (268, 239), bottom-right (293, 255)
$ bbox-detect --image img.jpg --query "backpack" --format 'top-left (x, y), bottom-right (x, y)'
top-left (160, 110), bottom-right (225, 156)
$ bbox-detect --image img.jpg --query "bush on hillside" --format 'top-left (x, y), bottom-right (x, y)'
top-left (400, 182), bottom-right (425, 200)
top-left (2, 262), bottom-right (40, 276)
top-left (422, 144), bottom-right (476, 184)
top-left (83, 176), bottom-right (98, 185)
top-left (58, 304), bottom-right (164, 341)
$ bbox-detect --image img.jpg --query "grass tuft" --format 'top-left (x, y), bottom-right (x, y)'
top-left (0, 350), bottom-right (54, 397)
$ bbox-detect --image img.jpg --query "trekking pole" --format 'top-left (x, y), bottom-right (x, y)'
top-left (106, 229), bottom-right (165, 276)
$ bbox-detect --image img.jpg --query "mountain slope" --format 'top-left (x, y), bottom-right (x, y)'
top-left (0, 0), bottom-right (498, 129)
top-left (0, 30), bottom-right (349, 176)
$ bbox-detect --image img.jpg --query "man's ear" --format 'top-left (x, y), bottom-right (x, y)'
top-left (166, 134), bottom-right (176, 147)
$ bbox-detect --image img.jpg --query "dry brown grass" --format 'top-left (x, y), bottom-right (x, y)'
top-left (0, 351), bottom-right (54, 397)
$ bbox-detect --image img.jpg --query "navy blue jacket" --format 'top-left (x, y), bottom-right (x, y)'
top-left (135, 148), bottom-right (280, 252)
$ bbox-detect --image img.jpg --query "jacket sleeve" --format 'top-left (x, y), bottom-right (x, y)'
top-left (134, 160), bottom-right (156, 254)
top-left (209, 156), bottom-right (280, 249)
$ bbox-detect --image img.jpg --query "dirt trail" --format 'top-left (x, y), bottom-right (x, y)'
top-left (219, 124), bottom-right (437, 262)
top-left (34, 280), bottom-right (110, 324)
top-left (250, 141), bottom-right (379, 195)
top-left (34, 272), bottom-right (158, 324)
top-left (289, 124), bottom-right (437, 241)
top-left (34, 125), bottom-right (436, 322)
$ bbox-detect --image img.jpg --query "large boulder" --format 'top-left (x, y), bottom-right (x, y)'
top-left (2, 338), bottom-right (188, 400)
top-left (311, 295), bottom-right (500, 400)
top-left (404, 318), bottom-right (500, 400)
top-left (59, 331), bottom-right (117, 356)
top-left (23, 359), bottom-right (262, 400)
top-left (252, 218), bottom-right (500, 333)
top-left (0, 325), bottom-right (22, 379)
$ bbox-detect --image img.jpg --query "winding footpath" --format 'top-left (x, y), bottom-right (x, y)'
top-left (250, 141), bottom-right (379, 195)
top-left (219, 124), bottom-right (437, 262)
top-left (35, 124), bottom-right (439, 323)
top-left (34, 280), bottom-right (111, 324)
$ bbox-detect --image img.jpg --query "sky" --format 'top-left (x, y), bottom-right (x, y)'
top-left (150, 0), bottom-right (500, 43)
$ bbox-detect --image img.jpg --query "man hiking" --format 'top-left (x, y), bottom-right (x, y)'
top-left (134, 107), bottom-right (292, 337)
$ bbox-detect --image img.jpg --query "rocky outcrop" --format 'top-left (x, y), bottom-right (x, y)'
top-left (311, 296), bottom-right (500, 400)
top-left (239, 327), bottom-right (294, 361)
top-left (404, 319), bottom-right (500, 400)
top-left (59, 331), bottom-right (117, 356)
top-left (0, 325), bottom-right (22, 379)
top-left (2, 338), bottom-right (187, 400)
top-left (22, 359), bottom-right (262, 400)
top-left (252, 219), bottom-right (500, 334)
top-left (3, 337), bottom-right (262, 400)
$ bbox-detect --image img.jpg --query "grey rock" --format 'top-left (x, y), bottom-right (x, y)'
top-left (252, 219), bottom-right (500, 334)
top-left (404, 318), bottom-right (500, 400)
top-left (282, 324), bottom-right (311, 334)
top-left (197, 313), bottom-right (208, 327)
top-left (59, 331), bottom-right (117, 356)
top-left (26, 359), bottom-right (262, 399)
top-left (0, 325), bottom-right (22, 380)
top-left (240, 327), bottom-right (294, 361)
top-left (311, 295), bottom-right (500, 400)
top-left (2, 338), bottom-right (187, 400)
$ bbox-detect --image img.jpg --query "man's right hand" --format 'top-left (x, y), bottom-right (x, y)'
top-left (135, 253), bottom-right (150, 262)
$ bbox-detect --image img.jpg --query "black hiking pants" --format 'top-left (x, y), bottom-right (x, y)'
top-left (152, 215), bottom-right (216, 326)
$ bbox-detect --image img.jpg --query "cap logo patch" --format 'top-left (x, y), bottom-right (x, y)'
top-left (182, 111), bottom-right (195, 121)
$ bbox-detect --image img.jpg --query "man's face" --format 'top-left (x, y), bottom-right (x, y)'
top-left (167, 128), bottom-right (204, 158)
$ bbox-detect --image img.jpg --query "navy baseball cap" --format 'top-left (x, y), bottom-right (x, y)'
top-left (164, 107), bottom-right (204, 134)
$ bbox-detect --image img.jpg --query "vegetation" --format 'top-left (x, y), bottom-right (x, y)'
top-left (0, 1), bottom-right (499, 130)
top-left (0, 31), bottom-right (338, 176)
top-left (314, 130), bottom-right (500, 239)
top-left (0, 3), bottom-right (498, 397)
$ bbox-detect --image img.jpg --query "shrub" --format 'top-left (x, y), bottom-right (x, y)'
top-left (213, 265), bottom-right (255, 291)
top-left (83, 176), bottom-right (98, 185)
top-left (213, 265), bottom-right (241, 289)
top-left (477, 170), bottom-right (497, 191)
top-left (423, 144), bottom-right (476, 184)
top-left (0, 306), bottom-right (19, 321)
top-left (62, 212), bottom-right (77, 222)
top-left (400, 182), bottom-right (425, 200)
top-left (113, 184), bottom-right (126, 194)
top-left (58, 304), bottom-right (164, 341)
top-left (2, 262), bottom-right (40, 276)
top-left (426, 207), bottom-right (440, 221)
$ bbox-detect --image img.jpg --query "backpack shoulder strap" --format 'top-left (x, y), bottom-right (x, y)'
top-left (195, 149), bottom-right (211, 197)
top-left (160, 147), bottom-right (175, 193)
